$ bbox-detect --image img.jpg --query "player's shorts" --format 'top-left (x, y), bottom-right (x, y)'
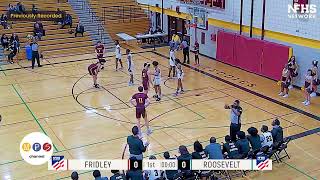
top-left (136, 108), bottom-right (146, 119)
top-left (97, 53), bottom-right (103, 59)
top-left (177, 73), bottom-right (184, 80)
top-left (169, 60), bottom-right (176, 67)
top-left (143, 82), bottom-right (149, 90)
top-left (88, 68), bottom-right (97, 76)
top-left (306, 88), bottom-right (313, 94)
top-left (116, 55), bottom-right (121, 60)
top-left (154, 78), bottom-right (161, 86)
top-left (281, 81), bottom-right (290, 88)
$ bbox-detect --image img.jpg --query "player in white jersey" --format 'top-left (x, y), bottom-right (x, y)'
top-left (174, 59), bottom-right (184, 96)
top-left (168, 48), bottom-right (176, 78)
top-left (152, 61), bottom-right (161, 101)
top-left (144, 156), bottom-right (164, 180)
top-left (260, 125), bottom-right (274, 148)
top-left (115, 40), bottom-right (123, 71)
top-left (126, 49), bottom-right (134, 86)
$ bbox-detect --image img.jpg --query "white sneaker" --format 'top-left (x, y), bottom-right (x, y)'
top-left (146, 128), bottom-right (153, 135)
top-left (310, 92), bottom-right (317, 97)
top-left (304, 101), bottom-right (310, 106)
top-left (278, 92), bottom-right (284, 96)
top-left (288, 85), bottom-right (293, 89)
top-left (282, 94), bottom-right (288, 98)
top-left (302, 100), bottom-right (307, 104)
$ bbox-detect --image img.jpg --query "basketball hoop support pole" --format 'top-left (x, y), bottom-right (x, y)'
top-left (161, 0), bottom-right (164, 31)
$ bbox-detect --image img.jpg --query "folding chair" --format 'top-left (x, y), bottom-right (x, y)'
top-left (276, 137), bottom-right (291, 161)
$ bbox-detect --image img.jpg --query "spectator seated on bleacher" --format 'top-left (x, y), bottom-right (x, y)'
top-left (7, 4), bottom-right (16, 13)
top-left (10, 33), bottom-right (20, 52)
top-left (271, 119), bottom-right (284, 144)
top-left (15, 2), bottom-right (26, 14)
top-left (1, 34), bottom-right (9, 50)
top-left (34, 21), bottom-right (45, 40)
top-left (247, 127), bottom-right (262, 151)
top-left (60, 14), bottom-right (72, 29)
top-left (1, 14), bottom-right (9, 29)
top-left (75, 23), bottom-right (84, 37)
top-left (31, 4), bottom-right (38, 14)
top-left (7, 40), bottom-right (18, 64)
top-left (222, 135), bottom-right (241, 159)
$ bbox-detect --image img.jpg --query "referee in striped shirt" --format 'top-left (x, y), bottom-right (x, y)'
top-left (31, 38), bottom-right (42, 69)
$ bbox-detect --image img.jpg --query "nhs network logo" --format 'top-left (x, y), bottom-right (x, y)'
top-left (288, 3), bottom-right (317, 19)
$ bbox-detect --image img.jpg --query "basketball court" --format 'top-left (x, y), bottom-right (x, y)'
top-left (0, 0), bottom-right (320, 179)
top-left (0, 44), bottom-right (319, 179)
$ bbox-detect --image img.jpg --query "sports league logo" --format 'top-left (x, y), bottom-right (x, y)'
top-left (50, 156), bottom-right (67, 171)
top-left (256, 156), bottom-right (272, 170)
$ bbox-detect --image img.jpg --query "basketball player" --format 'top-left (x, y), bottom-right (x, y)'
top-left (288, 56), bottom-right (298, 89)
top-left (303, 69), bottom-right (314, 106)
top-left (279, 64), bottom-right (291, 98)
top-left (144, 156), bottom-right (164, 180)
top-left (115, 40), bottom-right (123, 71)
top-left (127, 49), bottom-right (134, 86)
top-left (95, 41), bottom-right (104, 60)
top-left (88, 59), bottom-right (106, 88)
top-left (152, 61), bottom-right (161, 101)
top-left (130, 86), bottom-right (152, 135)
top-left (142, 63), bottom-right (151, 94)
top-left (260, 125), bottom-right (273, 148)
top-left (168, 48), bottom-right (176, 78)
top-left (311, 60), bottom-right (318, 97)
top-left (174, 59), bottom-right (184, 96)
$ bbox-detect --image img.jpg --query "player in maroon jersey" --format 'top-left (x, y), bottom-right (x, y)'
top-left (142, 63), bottom-right (151, 94)
top-left (130, 86), bottom-right (152, 136)
top-left (95, 41), bottom-right (104, 60)
top-left (88, 59), bottom-right (106, 88)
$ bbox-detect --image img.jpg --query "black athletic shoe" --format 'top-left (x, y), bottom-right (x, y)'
top-left (156, 97), bottom-right (161, 101)
top-left (94, 84), bottom-right (100, 88)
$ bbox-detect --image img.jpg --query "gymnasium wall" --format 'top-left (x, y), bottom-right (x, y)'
top-left (138, 0), bottom-right (320, 41)
top-left (138, 0), bottom-right (320, 91)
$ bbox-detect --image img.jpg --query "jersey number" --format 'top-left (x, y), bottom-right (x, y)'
top-left (154, 170), bottom-right (158, 176)
top-left (266, 136), bottom-right (272, 142)
top-left (142, 73), bottom-right (146, 78)
top-left (138, 98), bottom-right (143, 103)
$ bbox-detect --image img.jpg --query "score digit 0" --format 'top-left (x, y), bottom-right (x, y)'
top-left (178, 160), bottom-right (190, 171)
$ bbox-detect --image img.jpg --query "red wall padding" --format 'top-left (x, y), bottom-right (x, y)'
top-left (216, 31), bottom-right (290, 80)
top-left (216, 31), bottom-right (236, 65)
top-left (261, 42), bottom-right (291, 80)
top-left (234, 35), bottom-right (264, 74)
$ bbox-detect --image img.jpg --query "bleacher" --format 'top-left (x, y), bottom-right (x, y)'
top-left (88, 0), bottom-right (150, 41)
top-left (0, 0), bottom-right (94, 59)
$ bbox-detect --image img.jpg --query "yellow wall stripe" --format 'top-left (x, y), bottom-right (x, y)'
top-left (141, 4), bottom-right (320, 49)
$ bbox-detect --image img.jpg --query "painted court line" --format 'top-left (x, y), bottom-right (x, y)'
top-left (153, 51), bottom-right (320, 121)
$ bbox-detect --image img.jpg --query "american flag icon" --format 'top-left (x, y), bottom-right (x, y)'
top-left (51, 156), bottom-right (65, 171)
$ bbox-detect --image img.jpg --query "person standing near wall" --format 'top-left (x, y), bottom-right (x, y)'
top-left (194, 41), bottom-right (200, 66)
top-left (311, 60), bottom-right (318, 97)
top-left (181, 38), bottom-right (190, 64)
top-left (225, 100), bottom-right (243, 141)
top-left (288, 56), bottom-right (298, 89)
top-left (30, 38), bottom-right (42, 69)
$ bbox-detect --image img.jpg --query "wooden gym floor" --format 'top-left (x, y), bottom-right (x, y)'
top-left (0, 45), bottom-right (319, 180)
